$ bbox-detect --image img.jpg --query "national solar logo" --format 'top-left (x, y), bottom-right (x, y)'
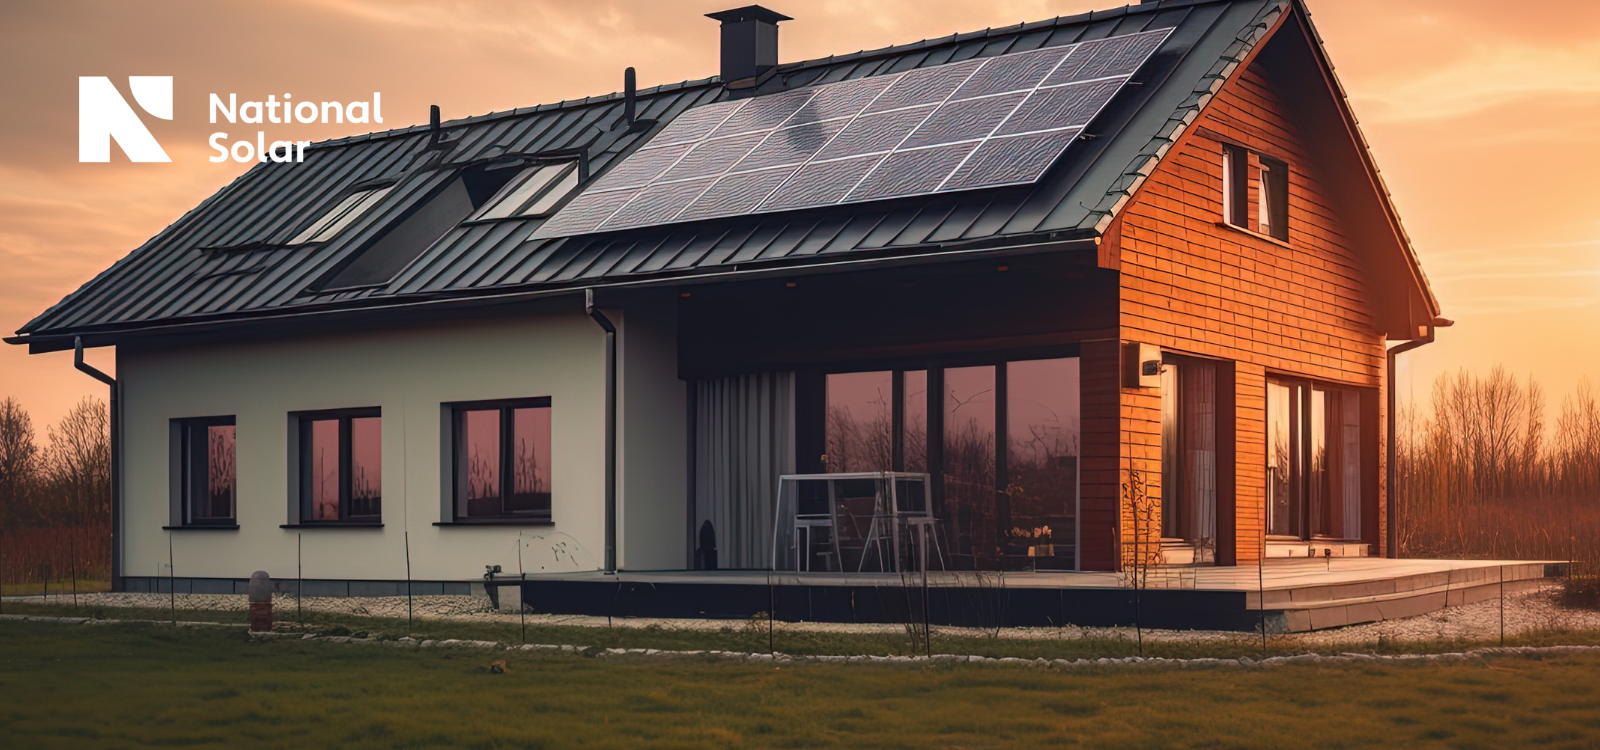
top-left (79, 76), bottom-right (173, 162)
top-left (78, 76), bottom-right (386, 165)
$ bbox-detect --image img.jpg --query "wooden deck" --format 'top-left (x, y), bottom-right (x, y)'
top-left (519, 559), bottom-right (1566, 633)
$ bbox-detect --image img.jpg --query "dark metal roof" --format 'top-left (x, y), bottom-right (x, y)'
top-left (16, 0), bottom-right (1288, 347)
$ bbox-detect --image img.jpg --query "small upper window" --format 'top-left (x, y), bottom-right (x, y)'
top-left (174, 417), bottom-right (236, 526)
top-left (288, 186), bottom-right (393, 245)
top-left (470, 163), bottom-right (580, 221)
top-left (1220, 144), bottom-right (1289, 242)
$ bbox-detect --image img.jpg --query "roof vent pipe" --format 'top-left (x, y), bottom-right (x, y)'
top-left (705, 5), bottom-right (791, 86)
top-left (623, 67), bottom-right (637, 126)
top-left (427, 104), bottom-right (442, 149)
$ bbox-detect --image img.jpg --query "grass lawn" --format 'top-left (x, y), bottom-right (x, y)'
top-left (2, 621), bottom-right (1599, 749)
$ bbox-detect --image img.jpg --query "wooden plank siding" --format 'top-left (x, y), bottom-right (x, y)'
top-left (1087, 61), bottom-right (1388, 570)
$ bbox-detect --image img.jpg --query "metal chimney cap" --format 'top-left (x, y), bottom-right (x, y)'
top-left (705, 5), bottom-right (792, 24)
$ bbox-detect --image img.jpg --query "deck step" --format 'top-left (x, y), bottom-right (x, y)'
top-left (1251, 562), bottom-right (1565, 633)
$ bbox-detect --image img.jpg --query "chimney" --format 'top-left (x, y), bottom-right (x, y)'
top-left (705, 5), bottom-right (791, 85)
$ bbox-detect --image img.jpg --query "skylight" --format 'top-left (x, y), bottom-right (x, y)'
top-left (287, 186), bottom-right (393, 245)
top-left (470, 162), bottom-right (580, 221)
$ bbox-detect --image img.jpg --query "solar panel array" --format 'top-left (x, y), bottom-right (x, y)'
top-left (531, 27), bottom-right (1172, 240)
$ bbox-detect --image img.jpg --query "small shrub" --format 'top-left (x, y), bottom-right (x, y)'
top-left (1559, 575), bottom-right (1600, 611)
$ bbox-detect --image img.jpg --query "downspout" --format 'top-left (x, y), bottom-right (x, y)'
top-left (585, 290), bottom-right (618, 573)
top-left (74, 337), bottom-right (121, 591)
top-left (1384, 318), bottom-right (1451, 559)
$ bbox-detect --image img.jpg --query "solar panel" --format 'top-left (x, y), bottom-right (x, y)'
top-left (531, 27), bottom-right (1172, 240)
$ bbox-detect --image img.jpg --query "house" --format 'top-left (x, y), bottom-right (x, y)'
top-left (10, 0), bottom-right (1458, 625)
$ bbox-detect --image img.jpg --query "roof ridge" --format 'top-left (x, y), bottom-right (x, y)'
top-left (304, 0), bottom-right (1226, 153)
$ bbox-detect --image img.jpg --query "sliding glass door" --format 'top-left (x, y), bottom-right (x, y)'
top-left (1266, 377), bottom-right (1364, 541)
top-left (813, 355), bottom-right (1080, 570)
top-left (1161, 358), bottom-right (1218, 559)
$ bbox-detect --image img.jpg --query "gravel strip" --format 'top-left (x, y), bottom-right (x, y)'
top-left (7, 582), bottom-right (1597, 646)
top-left (8, 612), bottom-right (1600, 670)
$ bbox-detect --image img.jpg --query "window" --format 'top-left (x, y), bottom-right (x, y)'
top-left (1266, 378), bottom-right (1362, 540)
top-left (174, 417), bottom-right (236, 526)
top-left (824, 371), bottom-right (894, 473)
top-left (296, 408), bottom-right (382, 524)
top-left (450, 398), bottom-right (553, 522)
top-left (1220, 144), bottom-right (1289, 242)
top-left (315, 162), bottom-right (539, 290)
top-left (287, 185), bottom-right (393, 245)
top-left (1258, 155), bottom-right (1289, 241)
top-left (470, 162), bottom-right (581, 221)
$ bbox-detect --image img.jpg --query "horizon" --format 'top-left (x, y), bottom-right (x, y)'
top-left (3, 0), bottom-right (1598, 432)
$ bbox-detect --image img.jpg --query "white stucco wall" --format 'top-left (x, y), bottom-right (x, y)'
top-left (119, 309), bottom-right (684, 584)
top-left (617, 295), bottom-right (686, 570)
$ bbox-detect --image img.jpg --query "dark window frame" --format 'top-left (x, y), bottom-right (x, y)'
top-left (294, 406), bottom-right (383, 525)
top-left (174, 415), bottom-right (238, 528)
top-left (447, 397), bottom-right (554, 525)
top-left (1222, 144), bottom-right (1248, 228)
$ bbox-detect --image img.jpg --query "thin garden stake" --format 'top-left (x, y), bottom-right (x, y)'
top-left (167, 531), bottom-right (176, 625)
top-left (922, 549), bottom-right (932, 658)
top-left (1499, 566), bottom-right (1505, 646)
top-left (516, 533), bottom-right (526, 644)
top-left (69, 531), bottom-right (78, 610)
top-left (404, 530), bottom-right (413, 635)
top-left (297, 532), bottom-right (303, 628)
top-left (1258, 531), bottom-right (1267, 658)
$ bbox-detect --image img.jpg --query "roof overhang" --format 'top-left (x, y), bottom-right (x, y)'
top-left (7, 232), bottom-right (1097, 354)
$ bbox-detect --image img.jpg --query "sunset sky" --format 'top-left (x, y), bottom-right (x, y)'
top-left (3, 0), bottom-right (1598, 433)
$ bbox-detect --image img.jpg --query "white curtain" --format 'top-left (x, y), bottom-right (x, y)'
top-left (695, 372), bottom-right (795, 569)
top-left (1340, 393), bottom-right (1362, 540)
top-left (1181, 362), bottom-right (1218, 547)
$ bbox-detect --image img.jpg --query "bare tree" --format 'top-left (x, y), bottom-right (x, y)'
top-left (42, 397), bottom-right (110, 527)
top-left (0, 397), bottom-right (40, 528)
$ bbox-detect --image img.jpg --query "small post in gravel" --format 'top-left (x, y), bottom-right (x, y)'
top-left (248, 571), bottom-right (273, 632)
top-left (297, 533), bottom-right (303, 629)
top-left (1499, 566), bottom-right (1505, 646)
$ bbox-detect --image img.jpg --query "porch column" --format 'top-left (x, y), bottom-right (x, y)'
top-left (1078, 340), bottom-right (1122, 571)
top-left (1232, 362), bottom-right (1267, 565)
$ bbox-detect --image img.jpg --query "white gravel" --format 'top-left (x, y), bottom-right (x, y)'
top-left (10, 582), bottom-right (1597, 647)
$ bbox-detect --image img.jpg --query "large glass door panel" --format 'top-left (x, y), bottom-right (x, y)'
top-left (1005, 357), bottom-right (1080, 569)
top-left (943, 366), bottom-right (997, 564)
top-left (825, 371), bottom-right (893, 473)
